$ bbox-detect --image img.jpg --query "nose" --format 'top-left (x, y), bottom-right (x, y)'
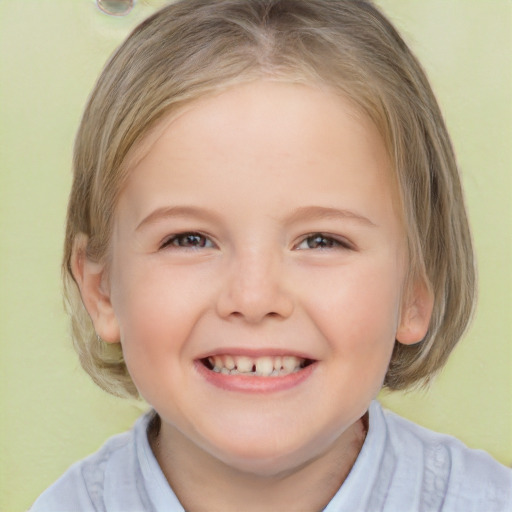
top-left (216, 248), bottom-right (294, 323)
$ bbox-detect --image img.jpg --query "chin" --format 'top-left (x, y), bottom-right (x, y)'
top-left (215, 448), bottom-right (310, 478)
top-left (201, 429), bottom-right (325, 478)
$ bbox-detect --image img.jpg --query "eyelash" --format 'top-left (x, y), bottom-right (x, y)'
top-left (295, 233), bottom-right (353, 251)
top-left (160, 232), bottom-right (215, 250)
top-left (160, 232), bottom-right (353, 251)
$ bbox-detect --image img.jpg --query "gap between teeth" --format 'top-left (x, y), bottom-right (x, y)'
top-left (207, 355), bottom-right (306, 377)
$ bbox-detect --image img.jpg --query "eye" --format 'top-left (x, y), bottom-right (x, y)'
top-left (295, 233), bottom-right (352, 250)
top-left (160, 232), bottom-right (215, 250)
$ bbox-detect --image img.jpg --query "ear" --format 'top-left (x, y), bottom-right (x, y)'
top-left (396, 275), bottom-right (434, 345)
top-left (71, 234), bottom-right (120, 343)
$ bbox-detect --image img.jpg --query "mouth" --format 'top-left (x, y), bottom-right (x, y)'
top-left (200, 354), bottom-right (315, 377)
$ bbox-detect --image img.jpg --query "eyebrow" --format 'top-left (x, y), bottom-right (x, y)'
top-left (135, 204), bottom-right (376, 232)
top-left (284, 206), bottom-right (377, 227)
top-left (135, 205), bottom-right (222, 232)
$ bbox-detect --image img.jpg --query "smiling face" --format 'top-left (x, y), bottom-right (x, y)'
top-left (76, 81), bottom-right (432, 476)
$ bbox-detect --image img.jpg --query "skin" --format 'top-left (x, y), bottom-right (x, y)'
top-left (74, 81), bottom-right (433, 511)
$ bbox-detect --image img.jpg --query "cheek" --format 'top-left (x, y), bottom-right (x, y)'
top-left (109, 262), bottom-right (207, 355)
top-left (108, 265), bottom-right (207, 402)
top-left (302, 260), bottom-right (403, 356)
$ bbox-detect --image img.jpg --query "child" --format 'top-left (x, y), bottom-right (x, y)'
top-left (31, 0), bottom-right (512, 510)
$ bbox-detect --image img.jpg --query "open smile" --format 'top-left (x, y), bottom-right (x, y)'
top-left (201, 354), bottom-right (315, 377)
top-left (196, 353), bottom-right (317, 393)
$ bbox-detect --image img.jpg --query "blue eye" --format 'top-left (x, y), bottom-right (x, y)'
top-left (161, 232), bottom-right (214, 249)
top-left (296, 233), bottom-right (351, 250)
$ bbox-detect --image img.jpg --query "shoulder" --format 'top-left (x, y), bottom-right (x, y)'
top-left (380, 404), bottom-right (512, 511)
top-left (30, 414), bottom-right (151, 512)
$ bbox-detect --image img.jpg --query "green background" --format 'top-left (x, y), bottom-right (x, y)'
top-left (0, 1), bottom-right (510, 509)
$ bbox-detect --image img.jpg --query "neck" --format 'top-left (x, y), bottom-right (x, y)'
top-left (150, 414), bottom-right (368, 512)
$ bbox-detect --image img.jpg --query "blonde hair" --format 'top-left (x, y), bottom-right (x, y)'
top-left (64, 0), bottom-right (475, 398)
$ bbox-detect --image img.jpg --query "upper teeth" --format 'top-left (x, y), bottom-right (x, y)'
top-left (207, 355), bottom-right (305, 377)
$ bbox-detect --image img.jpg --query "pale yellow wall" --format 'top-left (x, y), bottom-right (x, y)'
top-left (0, 1), bottom-right (510, 510)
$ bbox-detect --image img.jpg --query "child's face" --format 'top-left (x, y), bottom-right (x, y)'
top-left (89, 81), bottom-right (430, 474)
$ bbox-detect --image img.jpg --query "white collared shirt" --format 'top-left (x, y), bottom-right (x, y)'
top-left (31, 401), bottom-right (512, 511)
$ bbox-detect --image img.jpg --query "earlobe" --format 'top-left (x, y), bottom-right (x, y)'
top-left (71, 234), bottom-right (120, 343)
top-left (396, 276), bottom-right (434, 345)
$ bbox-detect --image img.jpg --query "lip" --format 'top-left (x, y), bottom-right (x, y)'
top-left (194, 358), bottom-right (317, 394)
top-left (195, 347), bottom-right (315, 360)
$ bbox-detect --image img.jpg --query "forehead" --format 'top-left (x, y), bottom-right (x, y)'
top-left (124, 80), bottom-right (391, 169)
top-left (118, 80), bottom-right (403, 231)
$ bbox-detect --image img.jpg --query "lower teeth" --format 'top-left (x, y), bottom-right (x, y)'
top-left (211, 366), bottom-right (300, 377)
